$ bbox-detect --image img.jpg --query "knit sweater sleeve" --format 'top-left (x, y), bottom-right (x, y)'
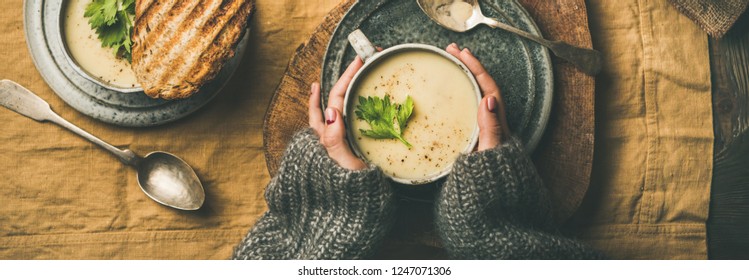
top-left (232, 128), bottom-right (396, 260)
top-left (436, 136), bottom-right (602, 259)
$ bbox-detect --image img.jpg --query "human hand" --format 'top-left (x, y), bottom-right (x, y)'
top-left (446, 43), bottom-right (511, 151)
top-left (308, 57), bottom-right (368, 171)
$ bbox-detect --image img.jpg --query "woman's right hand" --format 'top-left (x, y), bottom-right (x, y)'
top-left (308, 57), bottom-right (368, 171)
top-left (446, 43), bottom-right (511, 151)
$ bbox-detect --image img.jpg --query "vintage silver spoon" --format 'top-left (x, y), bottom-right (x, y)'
top-left (417, 0), bottom-right (602, 75)
top-left (0, 80), bottom-right (205, 210)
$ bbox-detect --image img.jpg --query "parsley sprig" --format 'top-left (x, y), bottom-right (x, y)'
top-left (84, 0), bottom-right (136, 62)
top-left (354, 95), bottom-right (415, 149)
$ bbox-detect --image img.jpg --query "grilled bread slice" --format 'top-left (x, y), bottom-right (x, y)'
top-left (131, 0), bottom-right (253, 99)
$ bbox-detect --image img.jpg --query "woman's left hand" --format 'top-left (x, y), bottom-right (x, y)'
top-left (308, 57), bottom-right (368, 171)
top-left (445, 43), bottom-right (511, 151)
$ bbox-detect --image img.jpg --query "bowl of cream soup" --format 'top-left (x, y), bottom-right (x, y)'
top-left (343, 29), bottom-right (481, 185)
top-left (59, 0), bottom-right (141, 93)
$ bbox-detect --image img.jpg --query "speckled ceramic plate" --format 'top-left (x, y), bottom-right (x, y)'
top-left (24, 0), bottom-right (248, 127)
top-left (322, 0), bottom-right (552, 152)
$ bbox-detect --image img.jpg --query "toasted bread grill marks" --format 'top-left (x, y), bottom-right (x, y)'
top-left (132, 0), bottom-right (253, 99)
top-left (152, 0), bottom-right (223, 93)
top-left (186, 2), bottom-right (251, 88)
top-left (133, 0), bottom-right (179, 47)
top-left (133, 0), bottom-right (201, 93)
top-left (162, 0), bottom-right (247, 92)
top-left (140, 0), bottom-right (212, 93)
top-left (135, 0), bottom-right (156, 18)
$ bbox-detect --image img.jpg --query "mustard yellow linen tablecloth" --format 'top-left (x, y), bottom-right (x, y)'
top-left (571, 0), bottom-right (713, 259)
top-left (0, 0), bottom-right (713, 259)
top-left (0, 0), bottom-right (342, 259)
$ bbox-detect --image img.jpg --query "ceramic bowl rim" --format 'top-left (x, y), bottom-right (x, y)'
top-left (57, 0), bottom-right (143, 93)
top-left (342, 43), bottom-right (481, 185)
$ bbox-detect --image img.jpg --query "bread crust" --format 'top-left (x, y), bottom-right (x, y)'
top-left (132, 0), bottom-right (254, 99)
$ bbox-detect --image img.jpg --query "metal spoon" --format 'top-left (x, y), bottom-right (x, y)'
top-left (0, 80), bottom-right (205, 210)
top-left (416, 0), bottom-right (602, 75)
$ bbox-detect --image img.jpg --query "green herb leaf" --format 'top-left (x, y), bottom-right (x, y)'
top-left (123, 0), bottom-right (135, 14)
top-left (84, 0), bottom-right (135, 62)
top-left (396, 96), bottom-right (414, 132)
top-left (354, 95), bottom-right (415, 148)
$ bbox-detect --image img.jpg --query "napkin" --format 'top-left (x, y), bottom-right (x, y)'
top-left (669, 0), bottom-right (749, 37)
top-left (574, 0), bottom-right (714, 259)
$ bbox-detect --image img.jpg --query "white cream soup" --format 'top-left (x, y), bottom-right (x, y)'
top-left (64, 0), bottom-right (139, 88)
top-left (349, 50), bottom-right (478, 180)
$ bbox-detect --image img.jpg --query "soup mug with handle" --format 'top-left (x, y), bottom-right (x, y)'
top-left (342, 29), bottom-right (482, 185)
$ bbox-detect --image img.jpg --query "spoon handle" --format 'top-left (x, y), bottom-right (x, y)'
top-left (0, 80), bottom-right (140, 165)
top-left (483, 17), bottom-right (603, 75)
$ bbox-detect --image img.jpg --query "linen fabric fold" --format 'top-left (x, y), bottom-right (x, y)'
top-left (569, 0), bottom-right (714, 259)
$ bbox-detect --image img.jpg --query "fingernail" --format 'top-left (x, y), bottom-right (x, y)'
top-left (449, 43), bottom-right (458, 49)
top-left (311, 82), bottom-right (319, 93)
top-left (325, 108), bottom-right (336, 125)
top-left (463, 47), bottom-right (472, 54)
top-left (487, 96), bottom-right (497, 112)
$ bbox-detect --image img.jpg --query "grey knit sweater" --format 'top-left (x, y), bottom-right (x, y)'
top-left (436, 136), bottom-right (602, 259)
top-left (233, 128), bottom-right (601, 260)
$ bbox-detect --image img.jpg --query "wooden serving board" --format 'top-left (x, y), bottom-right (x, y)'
top-left (263, 0), bottom-right (595, 258)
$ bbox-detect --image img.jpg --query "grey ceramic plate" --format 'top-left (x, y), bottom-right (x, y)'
top-left (322, 0), bottom-right (552, 152)
top-left (24, 0), bottom-right (248, 127)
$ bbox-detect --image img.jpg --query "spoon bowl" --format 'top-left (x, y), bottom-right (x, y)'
top-left (137, 152), bottom-right (205, 211)
top-left (417, 0), bottom-right (483, 32)
top-left (417, 0), bottom-right (602, 75)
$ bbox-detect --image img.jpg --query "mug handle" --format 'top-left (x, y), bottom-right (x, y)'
top-left (348, 29), bottom-right (376, 63)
